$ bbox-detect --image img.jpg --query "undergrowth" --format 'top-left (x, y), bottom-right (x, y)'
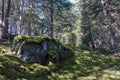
top-left (0, 46), bottom-right (120, 80)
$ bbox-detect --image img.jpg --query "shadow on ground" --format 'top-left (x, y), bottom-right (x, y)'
top-left (49, 50), bottom-right (120, 80)
top-left (0, 54), bottom-right (50, 80)
top-left (0, 49), bottom-right (120, 80)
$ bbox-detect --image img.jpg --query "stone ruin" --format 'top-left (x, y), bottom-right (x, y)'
top-left (12, 35), bottom-right (73, 65)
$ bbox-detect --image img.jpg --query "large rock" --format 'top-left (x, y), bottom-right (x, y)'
top-left (12, 35), bottom-right (73, 65)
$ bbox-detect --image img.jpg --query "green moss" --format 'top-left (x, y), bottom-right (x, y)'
top-left (14, 35), bottom-right (64, 46)
top-left (0, 47), bottom-right (7, 54)
top-left (14, 35), bottom-right (73, 52)
top-left (1, 46), bottom-right (120, 79)
top-left (0, 54), bottom-right (51, 80)
top-left (14, 35), bottom-right (51, 44)
top-left (15, 35), bottom-right (59, 44)
top-left (13, 35), bottom-right (74, 64)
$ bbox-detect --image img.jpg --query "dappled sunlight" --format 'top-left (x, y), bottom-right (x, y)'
top-left (0, 54), bottom-right (50, 80)
top-left (0, 46), bottom-right (120, 79)
top-left (103, 69), bottom-right (120, 77)
top-left (51, 49), bottom-right (120, 79)
top-left (82, 50), bottom-right (91, 54)
top-left (50, 72), bottom-right (75, 79)
top-left (0, 0), bottom-right (119, 79)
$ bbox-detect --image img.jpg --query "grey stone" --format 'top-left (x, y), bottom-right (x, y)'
top-left (12, 37), bottom-right (72, 65)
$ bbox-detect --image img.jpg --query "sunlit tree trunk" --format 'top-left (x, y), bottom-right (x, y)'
top-left (0, 0), bottom-right (4, 39)
top-left (31, 0), bottom-right (35, 36)
top-left (17, 0), bottom-right (23, 35)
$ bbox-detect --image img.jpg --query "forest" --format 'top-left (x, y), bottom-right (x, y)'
top-left (0, 0), bottom-right (120, 80)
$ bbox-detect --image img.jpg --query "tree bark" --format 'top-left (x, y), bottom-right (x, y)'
top-left (49, 0), bottom-right (54, 38)
top-left (0, 0), bottom-right (5, 39)
top-left (27, 22), bottom-right (32, 36)
top-left (17, 0), bottom-right (23, 35)
top-left (2, 0), bottom-right (4, 23)
top-left (2, 0), bottom-right (11, 39)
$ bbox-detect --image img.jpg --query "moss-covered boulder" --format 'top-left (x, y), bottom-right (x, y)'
top-left (12, 35), bottom-right (73, 65)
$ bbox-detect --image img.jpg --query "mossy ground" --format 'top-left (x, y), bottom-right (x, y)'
top-left (0, 42), bottom-right (120, 80)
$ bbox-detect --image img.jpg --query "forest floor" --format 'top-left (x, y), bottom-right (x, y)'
top-left (0, 42), bottom-right (120, 80)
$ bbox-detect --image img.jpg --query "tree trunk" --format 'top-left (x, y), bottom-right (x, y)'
top-left (89, 18), bottom-right (95, 49)
top-left (2, 0), bottom-right (11, 39)
top-left (0, 0), bottom-right (5, 39)
top-left (17, 0), bottom-right (23, 35)
top-left (49, 0), bottom-right (54, 38)
top-left (31, 0), bottom-right (35, 36)
top-left (2, 0), bottom-right (4, 23)
top-left (27, 22), bottom-right (32, 36)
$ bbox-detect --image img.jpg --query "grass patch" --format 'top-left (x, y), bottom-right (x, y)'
top-left (0, 53), bottom-right (51, 80)
top-left (0, 47), bottom-right (120, 80)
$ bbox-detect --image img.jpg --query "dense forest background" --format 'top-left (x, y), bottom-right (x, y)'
top-left (0, 0), bottom-right (120, 79)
